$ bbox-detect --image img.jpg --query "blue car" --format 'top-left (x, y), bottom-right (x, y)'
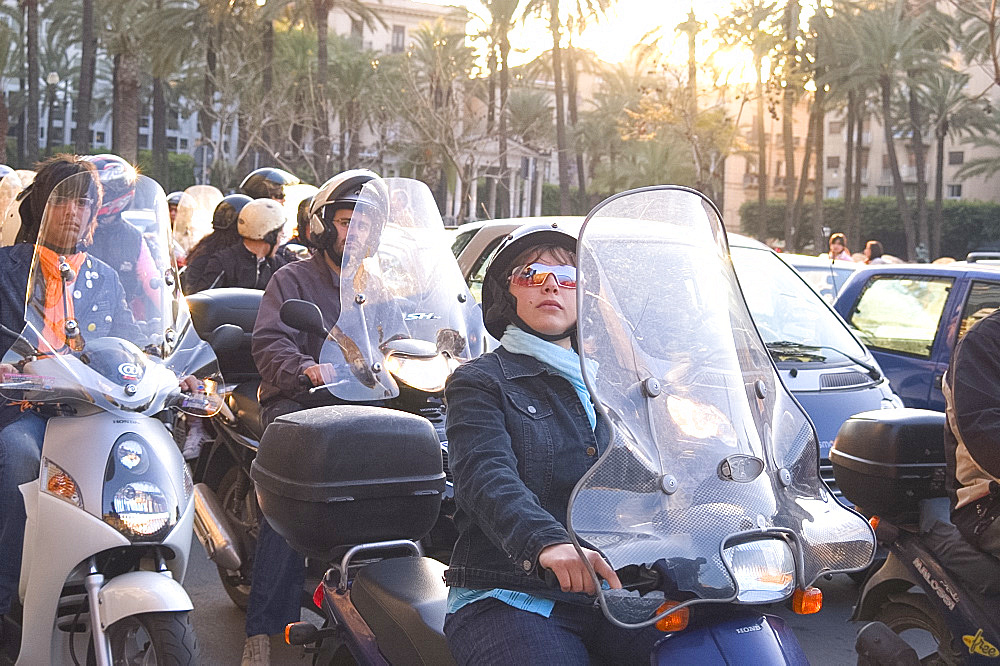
top-left (833, 257), bottom-right (1000, 411)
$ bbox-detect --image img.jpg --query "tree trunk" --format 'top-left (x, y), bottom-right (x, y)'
top-left (792, 96), bottom-right (816, 238)
top-left (75, 0), bottom-right (96, 153)
top-left (200, 30), bottom-right (217, 140)
top-left (567, 41), bottom-right (586, 210)
top-left (486, 43), bottom-right (497, 133)
top-left (931, 125), bottom-right (946, 259)
top-left (45, 83), bottom-right (57, 154)
top-left (347, 101), bottom-right (361, 167)
top-left (781, 85), bottom-right (796, 251)
top-left (851, 110), bottom-right (864, 238)
top-left (25, 0), bottom-right (39, 165)
top-left (152, 78), bottom-right (169, 188)
top-left (0, 93), bottom-right (7, 163)
top-left (812, 88), bottom-right (826, 251)
top-left (907, 81), bottom-right (929, 260)
top-left (112, 53), bottom-right (140, 163)
top-left (261, 19), bottom-right (274, 150)
top-left (755, 54), bottom-right (767, 215)
top-left (549, 1), bottom-right (571, 215)
top-left (880, 76), bottom-right (915, 260)
top-left (844, 93), bottom-right (856, 247)
top-left (498, 32), bottom-right (511, 217)
top-left (314, 0), bottom-right (331, 177)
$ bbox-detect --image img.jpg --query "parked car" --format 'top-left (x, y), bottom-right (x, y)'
top-left (452, 218), bottom-right (901, 494)
top-left (780, 254), bottom-right (859, 304)
top-left (833, 256), bottom-right (1000, 411)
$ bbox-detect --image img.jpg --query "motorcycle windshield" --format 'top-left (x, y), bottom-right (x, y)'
top-left (0, 173), bottom-right (223, 417)
top-left (319, 178), bottom-right (485, 400)
top-left (569, 186), bottom-right (874, 624)
top-left (1, 171), bottom-right (24, 247)
top-left (282, 183), bottom-right (319, 237)
top-left (174, 184), bottom-right (223, 253)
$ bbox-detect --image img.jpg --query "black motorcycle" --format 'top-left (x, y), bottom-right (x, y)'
top-left (185, 177), bottom-right (483, 610)
top-left (832, 408), bottom-right (1000, 664)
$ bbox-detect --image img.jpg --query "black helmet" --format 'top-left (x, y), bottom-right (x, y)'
top-left (83, 154), bottom-right (138, 218)
top-left (239, 167), bottom-right (299, 201)
top-left (308, 169), bottom-right (380, 254)
top-left (166, 191), bottom-right (184, 207)
top-left (212, 193), bottom-right (253, 231)
top-left (481, 221), bottom-right (578, 341)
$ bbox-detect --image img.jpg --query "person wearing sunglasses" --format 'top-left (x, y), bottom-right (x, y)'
top-left (441, 222), bottom-right (663, 665)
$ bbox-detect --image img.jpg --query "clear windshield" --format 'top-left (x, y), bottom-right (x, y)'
top-left (1, 172), bottom-right (24, 247)
top-left (173, 185), bottom-right (223, 253)
top-left (282, 183), bottom-right (319, 241)
top-left (569, 187), bottom-right (874, 625)
top-left (0, 172), bottom-right (222, 417)
top-left (318, 178), bottom-right (486, 400)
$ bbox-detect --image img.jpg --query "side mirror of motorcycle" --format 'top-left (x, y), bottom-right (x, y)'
top-left (209, 323), bottom-right (245, 353)
top-left (280, 299), bottom-right (328, 338)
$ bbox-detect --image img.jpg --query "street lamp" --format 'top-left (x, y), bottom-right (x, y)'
top-left (45, 72), bottom-right (61, 155)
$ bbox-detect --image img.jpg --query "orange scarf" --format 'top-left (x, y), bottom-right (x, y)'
top-left (37, 247), bottom-right (87, 351)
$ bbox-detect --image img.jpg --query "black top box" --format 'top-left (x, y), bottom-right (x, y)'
top-left (252, 405), bottom-right (446, 559)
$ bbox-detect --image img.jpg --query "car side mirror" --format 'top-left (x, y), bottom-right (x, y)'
top-left (280, 299), bottom-right (327, 338)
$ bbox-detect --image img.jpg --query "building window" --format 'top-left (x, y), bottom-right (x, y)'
top-left (93, 130), bottom-right (106, 144)
top-left (826, 186), bottom-right (840, 198)
top-left (168, 111), bottom-right (181, 131)
top-left (829, 120), bottom-right (844, 134)
top-left (948, 151), bottom-right (964, 165)
top-left (167, 136), bottom-right (178, 150)
top-left (139, 133), bottom-right (150, 149)
top-left (826, 155), bottom-right (840, 169)
top-left (947, 184), bottom-right (962, 199)
top-left (179, 138), bottom-right (189, 150)
top-left (876, 185), bottom-right (893, 197)
top-left (351, 18), bottom-right (363, 43)
top-left (392, 25), bottom-right (405, 52)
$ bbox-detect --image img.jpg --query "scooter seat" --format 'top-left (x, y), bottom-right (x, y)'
top-left (351, 557), bottom-right (455, 666)
top-left (227, 379), bottom-right (264, 440)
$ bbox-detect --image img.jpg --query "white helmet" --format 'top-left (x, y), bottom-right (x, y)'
top-left (237, 198), bottom-right (286, 243)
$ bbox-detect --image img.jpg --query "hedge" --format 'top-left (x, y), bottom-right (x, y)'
top-left (739, 198), bottom-right (1000, 260)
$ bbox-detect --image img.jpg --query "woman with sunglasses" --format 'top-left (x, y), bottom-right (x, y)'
top-left (441, 222), bottom-right (662, 664)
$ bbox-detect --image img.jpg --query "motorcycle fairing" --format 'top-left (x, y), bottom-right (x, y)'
top-left (173, 184), bottom-right (223, 253)
top-left (0, 173), bottom-right (222, 417)
top-left (568, 186), bottom-right (875, 625)
top-left (319, 178), bottom-right (486, 401)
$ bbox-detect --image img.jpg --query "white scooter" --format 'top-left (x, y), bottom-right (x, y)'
top-left (0, 173), bottom-right (224, 665)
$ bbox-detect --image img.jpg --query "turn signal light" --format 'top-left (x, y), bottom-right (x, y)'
top-left (792, 587), bottom-right (823, 614)
top-left (42, 459), bottom-right (83, 508)
top-left (654, 601), bottom-right (690, 632)
top-left (869, 515), bottom-right (880, 531)
top-left (313, 582), bottom-right (325, 610)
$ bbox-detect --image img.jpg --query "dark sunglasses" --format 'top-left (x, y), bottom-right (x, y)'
top-left (510, 262), bottom-right (577, 289)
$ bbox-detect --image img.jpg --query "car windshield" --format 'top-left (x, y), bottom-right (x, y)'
top-left (731, 246), bottom-right (866, 361)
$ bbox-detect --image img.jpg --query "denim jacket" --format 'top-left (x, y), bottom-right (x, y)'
top-left (443, 346), bottom-right (609, 600)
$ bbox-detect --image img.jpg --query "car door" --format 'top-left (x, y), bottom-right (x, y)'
top-left (930, 279), bottom-right (1000, 409)
top-left (840, 273), bottom-right (956, 409)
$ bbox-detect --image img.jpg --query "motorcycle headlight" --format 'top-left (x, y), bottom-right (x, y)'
top-left (667, 395), bottom-right (737, 446)
top-left (383, 352), bottom-right (452, 393)
top-left (103, 433), bottom-right (179, 541)
top-left (723, 539), bottom-right (796, 603)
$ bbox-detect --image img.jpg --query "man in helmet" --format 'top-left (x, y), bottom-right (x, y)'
top-left (242, 169), bottom-right (379, 665)
top-left (192, 199), bottom-right (287, 292)
top-left (240, 167), bottom-right (299, 203)
top-left (83, 154), bottom-right (159, 318)
top-left (181, 194), bottom-right (251, 295)
top-left (166, 191), bottom-right (183, 228)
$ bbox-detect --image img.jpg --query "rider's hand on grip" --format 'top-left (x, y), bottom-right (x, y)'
top-left (303, 363), bottom-right (335, 387)
top-left (538, 543), bottom-right (621, 595)
top-left (0, 363), bottom-right (15, 381)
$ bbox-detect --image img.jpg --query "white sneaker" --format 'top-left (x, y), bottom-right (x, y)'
top-left (181, 417), bottom-right (207, 460)
top-left (241, 633), bottom-right (270, 666)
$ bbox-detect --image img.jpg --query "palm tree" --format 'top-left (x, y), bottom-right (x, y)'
top-left (717, 0), bottom-right (779, 220)
top-left (0, 6), bottom-right (22, 163)
top-left (480, 0), bottom-right (522, 217)
top-left (918, 68), bottom-right (980, 258)
top-left (524, 0), bottom-right (613, 214)
top-left (78, 0), bottom-right (95, 153)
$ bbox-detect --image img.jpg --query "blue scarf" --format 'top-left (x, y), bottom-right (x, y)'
top-left (500, 325), bottom-right (597, 429)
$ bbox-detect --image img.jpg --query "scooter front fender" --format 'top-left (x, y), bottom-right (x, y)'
top-left (651, 612), bottom-right (809, 665)
top-left (98, 571), bottom-right (194, 630)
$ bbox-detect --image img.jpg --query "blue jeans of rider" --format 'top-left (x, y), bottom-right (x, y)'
top-left (245, 398), bottom-right (307, 637)
top-left (0, 411), bottom-right (48, 615)
top-left (444, 597), bottom-right (665, 665)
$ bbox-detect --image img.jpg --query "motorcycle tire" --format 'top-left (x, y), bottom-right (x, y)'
top-left (876, 597), bottom-right (962, 666)
top-left (88, 611), bottom-right (198, 665)
top-left (215, 466), bottom-right (258, 610)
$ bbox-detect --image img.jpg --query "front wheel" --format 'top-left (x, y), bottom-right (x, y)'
top-left (876, 597), bottom-right (962, 665)
top-left (90, 612), bottom-right (198, 665)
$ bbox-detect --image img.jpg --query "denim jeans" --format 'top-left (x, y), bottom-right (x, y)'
top-left (0, 411), bottom-right (48, 615)
top-left (244, 398), bottom-right (307, 637)
top-left (444, 597), bottom-right (664, 665)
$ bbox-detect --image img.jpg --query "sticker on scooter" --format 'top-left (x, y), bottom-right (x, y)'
top-left (963, 629), bottom-right (999, 658)
top-left (912, 557), bottom-right (959, 610)
top-left (403, 312), bottom-right (441, 321)
top-left (118, 362), bottom-right (143, 381)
